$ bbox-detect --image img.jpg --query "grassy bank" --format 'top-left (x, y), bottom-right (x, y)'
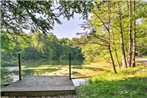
top-left (77, 65), bottom-right (147, 98)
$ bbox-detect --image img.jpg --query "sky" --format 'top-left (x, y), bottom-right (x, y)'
top-left (52, 14), bottom-right (85, 39)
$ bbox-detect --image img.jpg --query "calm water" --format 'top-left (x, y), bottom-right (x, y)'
top-left (4, 66), bottom-right (87, 86)
top-left (72, 79), bottom-right (87, 86)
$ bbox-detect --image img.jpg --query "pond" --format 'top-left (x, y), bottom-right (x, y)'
top-left (3, 66), bottom-right (87, 87)
top-left (4, 66), bottom-right (19, 71)
top-left (72, 78), bottom-right (87, 86)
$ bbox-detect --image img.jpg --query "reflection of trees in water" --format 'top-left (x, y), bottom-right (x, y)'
top-left (23, 68), bottom-right (59, 76)
top-left (23, 70), bottom-right (33, 76)
top-left (1, 68), bottom-right (11, 87)
top-left (33, 59), bottom-right (83, 65)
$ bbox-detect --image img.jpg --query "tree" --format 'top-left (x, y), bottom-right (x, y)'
top-left (1, 0), bottom-right (94, 34)
top-left (1, 0), bottom-right (147, 73)
top-left (107, 1), bottom-right (117, 73)
top-left (76, 1), bottom-right (118, 73)
top-left (77, 0), bottom-right (147, 72)
top-left (131, 0), bottom-right (136, 67)
top-left (128, 0), bottom-right (133, 67)
top-left (118, 1), bottom-right (128, 68)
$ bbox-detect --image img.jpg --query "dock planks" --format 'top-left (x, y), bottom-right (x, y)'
top-left (1, 76), bottom-right (76, 96)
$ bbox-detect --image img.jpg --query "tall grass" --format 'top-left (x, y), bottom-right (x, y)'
top-left (77, 64), bottom-right (147, 98)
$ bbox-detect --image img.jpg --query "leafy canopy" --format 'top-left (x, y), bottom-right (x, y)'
top-left (1, 0), bottom-right (94, 34)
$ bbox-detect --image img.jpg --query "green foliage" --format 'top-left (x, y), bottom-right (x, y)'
top-left (77, 0), bottom-right (147, 66)
top-left (22, 47), bottom-right (41, 60)
top-left (1, 0), bottom-right (94, 34)
top-left (136, 18), bottom-right (147, 56)
top-left (0, 67), bottom-right (11, 87)
top-left (1, 32), bottom-right (15, 52)
top-left (1, 32), bottom-right (84, 66)
top-left (1, 30), bottom-right (30, 52)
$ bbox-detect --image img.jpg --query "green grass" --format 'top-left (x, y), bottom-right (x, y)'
top-left (76, 65), bottom-right (147, 98)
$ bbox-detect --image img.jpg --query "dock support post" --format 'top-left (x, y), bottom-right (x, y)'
top-left (69, 53), bottom-right (71, 80)
top-left (18, 53), bottom-right (21, 80)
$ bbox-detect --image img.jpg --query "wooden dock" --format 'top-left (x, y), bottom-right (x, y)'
top-left (1, 76), bottom-right (76, 96)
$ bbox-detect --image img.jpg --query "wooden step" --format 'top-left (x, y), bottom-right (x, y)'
top-left (1, 76), bottom-right (76, 96)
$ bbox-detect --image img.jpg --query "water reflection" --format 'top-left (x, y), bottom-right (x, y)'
top-left (2, 66), bottom-right (87, 87)
top-left (11, 75), bottom-right (19, 82)
top-left (2, 59), bottom-right (84, 87)
top-left (72, 79), bottom-right (87, 86)
top-left (4, 66), bottom-right (18, 71)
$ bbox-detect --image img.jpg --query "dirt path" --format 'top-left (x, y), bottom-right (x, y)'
top-left (136, 58), bottom-right (147, 66)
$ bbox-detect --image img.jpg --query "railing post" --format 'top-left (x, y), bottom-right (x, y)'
top-left (18, 53), bottom-right (22, 80)
top-left (69, 53), bottom-right (71, 80)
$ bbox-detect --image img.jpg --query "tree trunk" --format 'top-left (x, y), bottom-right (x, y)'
top-left (131, 0), bottom-right (136, 67)
top-left (118, 2), bottom-right (128, 68)
top-left (93, 1), bottom-right (117, 73)
top-left (108, 1), bottom-right (117, 73)
top-left (108, 45), bottom-right (117, 73)
top-left (128, 0), bottom-right (133, 67)
top-left (112, 31), bottom-right (121, 68)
